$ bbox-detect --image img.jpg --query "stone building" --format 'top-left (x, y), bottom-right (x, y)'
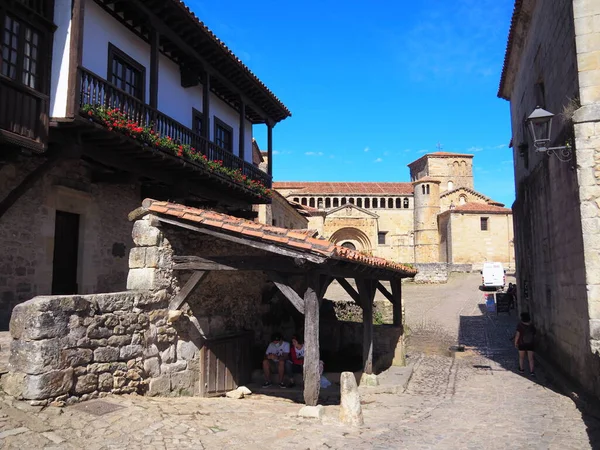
top-left (3, 199), bottom-right (414, 405)
top-left (274, 152), bottom-right (514, 276)
top-left (0, 0), bottom-right (290, 328)
top-left (498, 0), bottom-right (600, 396)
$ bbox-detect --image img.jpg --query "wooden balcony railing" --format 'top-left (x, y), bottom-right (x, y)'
top-left (78, 67), bottom-right (271, 189)
top-left (0, 75), bottom-right (49, 150)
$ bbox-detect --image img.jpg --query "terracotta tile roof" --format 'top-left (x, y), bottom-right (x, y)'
top-left (440, 186), bottom-right (501, 205)
top-left (139, 199), bottom-right (417, 277)
top-left (498, 0), bottom-right (524, 100)
top-left (169, 0), bottom-right (291, 121)
top-left (272, 182), bottom-right (414, 195)
top-left (429, 152), bottom-right (475, 157)
top-left (449, 203), bottom-right (512, 214)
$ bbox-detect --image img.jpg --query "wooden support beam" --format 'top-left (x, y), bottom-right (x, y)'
top-left (390, 278), bottom-right (403, 328)
top-left (335, 277), bottom-right (362, 306)
top-left (0, 153), bottom-right (61, 219)
top-left (66, 0), bottom-right (85, 118)
top-left (202, 71), bottom-right (210, 139)
top-left (169, 271), bottom-right (207, 310)
top-left (303, 272), bottom-right (320, 406)
top-left (267, 272), bottom-right (304, 314)
top-left (239, 98), bottom-right (245, 160)
top-left (318, 275), bottom-right (334, 300)
top-left (149, 29), bottom-right (159, 109)
top-left (376, 281), bottom-right (395, 304)
top-left (155, 217), bottom-right (328, 264)
top-left (173, 255), bottom-right (308, 272)
top-left (357, 279), bottom-right (376, 375)
top-left (267, 122), bottom-right (273, 176)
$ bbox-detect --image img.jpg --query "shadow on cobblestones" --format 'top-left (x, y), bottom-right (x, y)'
top-left (458, 304), bottom-right (600, 448)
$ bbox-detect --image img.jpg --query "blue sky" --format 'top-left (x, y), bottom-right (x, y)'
top-left (189, 0), bottom-right (516, 207)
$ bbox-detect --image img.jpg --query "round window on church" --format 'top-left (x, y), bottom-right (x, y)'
top-left (341, 242), bottom-right (356, 251)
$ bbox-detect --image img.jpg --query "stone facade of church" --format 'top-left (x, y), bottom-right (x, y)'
top-left (274, 152), bottom-right (515, 271)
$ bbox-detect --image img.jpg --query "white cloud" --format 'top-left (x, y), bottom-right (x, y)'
top-left (383, 151), bottom-right (390, 156)
top-left (364, 147), bottom-right (370, 152)
top-left (305, 152), bottom-right (324, 156)
top-left (493, 144), bottom-right (507, 149)
top-left (417, 149), bottom-right (429, 154)
top-left (467, 146), bottom-right (484, 152)
top-left (374, 158), bottom-right (383, 163)
top-left (404, 149), bottom-right (412, 153)
top-left (272, 150), bottom-right (281, 155)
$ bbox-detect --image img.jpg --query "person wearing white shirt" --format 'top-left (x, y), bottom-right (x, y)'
top-left (262, 332), bottom-right (291, 388)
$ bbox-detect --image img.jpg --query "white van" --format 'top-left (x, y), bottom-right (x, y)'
top-left (481, 262), bottom-right (506, 290)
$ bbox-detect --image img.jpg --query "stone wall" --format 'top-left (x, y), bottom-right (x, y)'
top-left (446, 212), bottom-right (514, 270)
top-left (412, 263), bottom-right (448, 284)
top-left (448, 264), bottom-right (473, 273)
top-left (2, 292), bottom-right (153, 404)
top-left (505, 0), bottom-right (600, 396)
top-left (0, 156), bottom-right (139, 328)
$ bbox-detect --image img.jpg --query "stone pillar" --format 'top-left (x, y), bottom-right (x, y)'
top-left (127, 216), bottom-right (168, 292)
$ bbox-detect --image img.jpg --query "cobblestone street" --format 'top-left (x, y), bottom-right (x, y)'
top-left (1, 273), bottom-right (599, 449)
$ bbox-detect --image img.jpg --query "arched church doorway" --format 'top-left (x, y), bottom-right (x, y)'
top-left (329, 227), bottom-right (372, 253)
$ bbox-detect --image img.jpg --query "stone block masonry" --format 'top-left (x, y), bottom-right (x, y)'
top-left (2, 289), bottom-right (202, 404)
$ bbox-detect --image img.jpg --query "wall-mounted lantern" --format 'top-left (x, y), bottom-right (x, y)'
top-left (525, 106), bottom-right (572, 162)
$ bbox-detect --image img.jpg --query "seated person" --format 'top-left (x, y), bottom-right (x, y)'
top-left (262, 332), bottom-right (291, 388)
top-left (287, 335), bottom-right (305, 387)
top-left (286, 335), bottom-right (325, 388)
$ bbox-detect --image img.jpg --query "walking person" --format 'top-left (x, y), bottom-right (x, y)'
top-left (514, 312), bottom-right (536, 376)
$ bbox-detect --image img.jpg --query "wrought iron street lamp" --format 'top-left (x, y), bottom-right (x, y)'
top-left (525, 106), bottom-right (572, 161)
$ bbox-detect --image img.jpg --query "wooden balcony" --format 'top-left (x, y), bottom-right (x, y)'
top-left (76, 67), bottom-right (271, 203)
top-left (0, 76), bottom-right (49, 152)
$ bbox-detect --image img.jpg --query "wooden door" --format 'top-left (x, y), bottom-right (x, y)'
top-left (51, 210), bottom-right (80, 295)
top-left (200, 332), bottom-right (252, 397)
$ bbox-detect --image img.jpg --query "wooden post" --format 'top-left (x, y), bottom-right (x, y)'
top-left (66, 0), bottom-right (85, 118)
top-left (303, 273), bottom-right (320, 406)
top-left (391, 278), bottom-right (402, 328)
top-left (149, 29), bottom-right (159, 110)
top-left (267, 121), bottom-right (273, 177)
top-left (202, 72), bottom-right (211, 140)
top-left (239, 98), bottom-right (245, 161)
top-left (357, 279), bottom-right (375, 375)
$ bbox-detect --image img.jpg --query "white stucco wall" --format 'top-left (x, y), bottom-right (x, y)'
top-left (80, 0), bottom-right (253, 163)
top-left (49, 0), bottom-right (73, 118)
top-left (82, 0), bottom-right (151, 100)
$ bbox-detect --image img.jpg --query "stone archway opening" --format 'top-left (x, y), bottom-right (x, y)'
top-left (329, 227), bottom-right (372, 253)
top-left (341, 242), bottom-right (356, 250)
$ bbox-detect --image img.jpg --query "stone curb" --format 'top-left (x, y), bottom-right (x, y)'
top-left (357, 364), bottom-right (414, 395)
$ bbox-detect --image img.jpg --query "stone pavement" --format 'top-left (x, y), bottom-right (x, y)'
top-left (0, 273), bottom-right (599, 449)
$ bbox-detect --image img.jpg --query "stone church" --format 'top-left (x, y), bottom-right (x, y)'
top-left (274, 152), bottom-right (514, 273)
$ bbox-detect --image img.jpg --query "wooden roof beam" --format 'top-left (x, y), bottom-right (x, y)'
top-left (172, 255), bottom-right (308, 273)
